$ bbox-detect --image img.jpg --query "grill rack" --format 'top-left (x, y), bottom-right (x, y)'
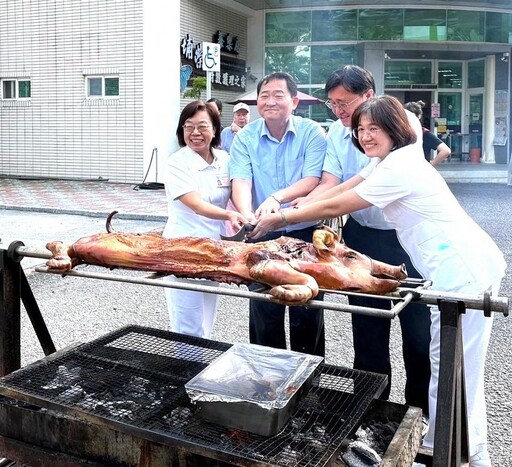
top-left (0, 325), bottom-right (387, 467)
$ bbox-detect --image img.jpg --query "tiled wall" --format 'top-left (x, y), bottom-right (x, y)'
top-left (0, 0), bottom-right (249, 182)
top-left (0, 0), bottom-right (143, 183)
top-left (180, 0), bottom-right (248, 128)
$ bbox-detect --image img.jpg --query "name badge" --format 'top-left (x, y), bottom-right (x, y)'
top-left (217, 173), bottom-right (230, 188)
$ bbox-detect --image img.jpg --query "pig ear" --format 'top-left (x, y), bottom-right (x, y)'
top-left (318, 224), bottom-right (340, 242)
top-left (312, 226), bottom-right (337, 255)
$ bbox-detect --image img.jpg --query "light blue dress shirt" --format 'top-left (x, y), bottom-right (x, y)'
top-left (324, 120), bottom-right (392, 230)
top-left (324, 112), bottom-right (423, 230)
top-left (230, 115), bottom-right (326, 232)
top-left (220, 127), bottom-right (235, 153)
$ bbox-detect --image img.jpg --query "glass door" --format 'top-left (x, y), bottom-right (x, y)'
top-left (468, 92), bottom-right (483, 152)
top-left (438, 92), bottom-right (463, 158)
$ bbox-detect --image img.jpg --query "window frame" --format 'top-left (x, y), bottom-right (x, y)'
top-left (1, 78), bottom-right (31, 100)
top-left (85, 75), bottom-right (120, 99)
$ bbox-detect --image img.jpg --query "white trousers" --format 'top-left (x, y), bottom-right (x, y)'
top-left (165, 276), bottom-right (219, 339)
top-left (423, 282), bottom-right (500, 458)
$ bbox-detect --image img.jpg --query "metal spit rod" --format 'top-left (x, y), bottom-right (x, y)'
top-left (11, 244), bottom-right (510, 317)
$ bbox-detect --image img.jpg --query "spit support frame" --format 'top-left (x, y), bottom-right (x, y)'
top-left (2, 241), bottom-right (510, 466)
top-left (9, 242), bottom-right (510, 318)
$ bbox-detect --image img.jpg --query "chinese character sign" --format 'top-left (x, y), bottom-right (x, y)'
top-left (179, 33), bottom-right (246, 92)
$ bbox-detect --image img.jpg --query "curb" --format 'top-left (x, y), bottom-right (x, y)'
top-left (0, 205), bottom-right (167, 223)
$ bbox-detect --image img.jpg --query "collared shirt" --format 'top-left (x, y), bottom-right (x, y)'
top-left (220, 127), bottom-right (236, 153)
top-left (323, 110), bottom-right (423, 230)
top-left (354, 145), bottom-right (506, 292)
top-left (163, 146), bottom-right (231, 239)
top-left (230, 115), bottom-right (326, 232)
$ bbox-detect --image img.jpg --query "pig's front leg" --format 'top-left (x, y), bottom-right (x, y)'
top-left (46, 241), bottom-right (80, 271)
top-left (249, 259), bottom-right (319, 305)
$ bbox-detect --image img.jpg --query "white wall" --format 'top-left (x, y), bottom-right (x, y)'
top-left (143, 1), bottom-right (181, 183)
top-left (0, 0), bottom-right (144, 183)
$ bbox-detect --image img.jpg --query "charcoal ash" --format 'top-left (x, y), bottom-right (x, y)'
top-left (162, 406), bottom-right (193, 430)
top-left (41, 365), bottom-right (168, 421)
top-left (42, 365), bottom-right (81, 389)
top-left (336, 416), bottom-right (399, 467)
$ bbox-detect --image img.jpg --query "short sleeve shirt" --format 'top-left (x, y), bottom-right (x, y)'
top-left (163, 146), bottom-right (231, 240)
top-left (229, 115), bottom-right (326, 232)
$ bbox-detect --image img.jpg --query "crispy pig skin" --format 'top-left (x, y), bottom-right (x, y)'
top-left (46, 227), bottom-right (407, 305)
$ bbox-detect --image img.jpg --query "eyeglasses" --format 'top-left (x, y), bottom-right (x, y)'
top-left (325, 95), bottom-right (361, 111)
top-left (183, 124), bottom-right (212, 133)
top-left (351, 127), bottom-right (382, 139)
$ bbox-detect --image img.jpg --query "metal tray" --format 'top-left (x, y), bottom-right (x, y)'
top-left (185, 343), bottom-right (323, 436)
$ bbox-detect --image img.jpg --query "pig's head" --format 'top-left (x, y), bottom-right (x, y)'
top-left (304, 227), bottom-right (407, 294)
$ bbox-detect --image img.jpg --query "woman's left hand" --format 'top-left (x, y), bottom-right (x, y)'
top-left (226, 211), bottom-right (248, 233)
top-left (247, 212), bottom-right (282, 239)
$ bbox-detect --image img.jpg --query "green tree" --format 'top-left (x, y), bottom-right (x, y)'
top-left (183, 76), bottom-right (207, 99)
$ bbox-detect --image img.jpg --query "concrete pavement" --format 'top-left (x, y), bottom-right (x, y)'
top-left (0, 178), bottom-right (167, 221)
top-left (0, 179), bottom-right (511, 465)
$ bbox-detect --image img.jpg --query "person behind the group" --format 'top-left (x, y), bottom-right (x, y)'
top-left (293, 65), bottom-right (431, 420)
top-left (404, 100), bottom-right (451, 166)
top-left (229, 71), bottom-right (327, 357)
top-left (221, 102), bottom-right (251, 153)
top-left (206, 97), bottom-right (223, 116)
top-left (206, 97), bottom-right (224, 132)
top-left (252, 95), bottom-right (506, 467)
top-left (163, 100), bottom-right (247, 338)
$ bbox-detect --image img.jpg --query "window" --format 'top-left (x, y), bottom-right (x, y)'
top-left (86, 76), bottom-right (119, 98)
top-left (447, 10), bottom-right (485, 42)
top-left (358, 9), bottom-right (403, 40)
top-left (485, 12), bottom-right (512, 44)
top-left (438, 62), bottom-right (463, 89)
top-left (265, 12), bottom-right (311, 44)
top-left (265, 46), bottom-right (311, 85)
top-left (384, 61), bottom-right (432, 87)
top-left (312, 9), bottom-right (357, 41)
top-left (1, 79), bottom-right (31, 99)
top-left (311, 45), bottom-right (356, 85)
top-left (468, 60), bottom-right (485, 88)
top-left (404, 9), bottom-right (447, 41)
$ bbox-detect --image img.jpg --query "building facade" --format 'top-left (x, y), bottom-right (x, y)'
top-left (0, 0), bottom-right (510, 183)
top-left (221, 0), bottom-right (512, 166)
top-left (0, 0), bottom-right (145, 183)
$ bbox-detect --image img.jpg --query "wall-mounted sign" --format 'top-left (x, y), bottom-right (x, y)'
top-left (213, 30), bottom-right (240, 55)
top-left (493, 116), bottom-right (507, 146)
top-left (202, 42), bottom-right (221, 72)
top-left (435, 117), bottom-right (447, 134)
top-left (431, 103), bottom-right (440, 118)
top-left (180, 34), bottom-right (246, 92)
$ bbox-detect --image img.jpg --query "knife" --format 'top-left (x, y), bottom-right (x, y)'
top-left (220, 223), bottom-right (255, 242)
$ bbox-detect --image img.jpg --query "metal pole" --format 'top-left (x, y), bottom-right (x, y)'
top-left (206, 71), bottom-right (212, 100)
top-left (0, 250), bottom-right (21, 376)
top-left (432, 300), bottom-right (469, 467)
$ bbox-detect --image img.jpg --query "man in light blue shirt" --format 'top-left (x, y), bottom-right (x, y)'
top-left (298, 65), bottom-right (431, 420)
top-left (220, 102), bottom-right (250, 153)
top-left (230, 72), bottom-right (326, 356)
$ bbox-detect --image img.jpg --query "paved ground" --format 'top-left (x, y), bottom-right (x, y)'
top-left (0, 178), bottom-right (167, 221)
top-left (0, 178), bottom-right (511, 465)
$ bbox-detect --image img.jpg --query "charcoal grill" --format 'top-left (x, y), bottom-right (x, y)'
top-left (0, 325), bottom-right (386, 467)
top-left (0, 242), bottom-right (510, 466)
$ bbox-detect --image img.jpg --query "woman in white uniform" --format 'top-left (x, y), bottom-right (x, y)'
top-left (252, 95), bottom-right (506, 467)
top-left (163, 100), bottom-right (247, 338)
